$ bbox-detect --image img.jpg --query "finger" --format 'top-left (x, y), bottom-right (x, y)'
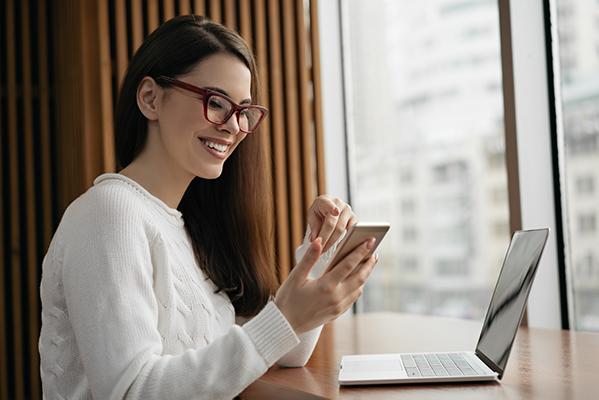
top-left (290, 238), bottom-right (323, 281)
top-left (322, 207), bottom-right (355, 253)
top-left (326, 238), bottom-right (375, 283)
top-left (341, 254), bottom-right (377, 293)
top-left (308, 197), bottom-right (340, 241)
top-left (316, 212), bottom-right (339, 249)
top-left (347, 214), bottom-right (358, 229)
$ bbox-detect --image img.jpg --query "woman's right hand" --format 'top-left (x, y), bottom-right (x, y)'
top-left (274, 237), bottom-right (378, 334)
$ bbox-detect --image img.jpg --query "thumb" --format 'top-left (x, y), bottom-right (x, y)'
top-left (290, 238), bottom-right (323, 281)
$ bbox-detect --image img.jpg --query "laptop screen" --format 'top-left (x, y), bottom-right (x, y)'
top-left (475, 229), bottom-right (549, 375)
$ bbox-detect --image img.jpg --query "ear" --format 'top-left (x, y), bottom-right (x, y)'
top-left (136, 77), bottom-right (161, 121)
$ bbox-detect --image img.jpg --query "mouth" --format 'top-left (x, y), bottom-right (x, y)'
top-left (198, 137), bottom-right (233, 159)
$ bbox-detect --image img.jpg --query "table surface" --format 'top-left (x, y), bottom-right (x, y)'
top-left (241, 312), bottom-right (599, 399)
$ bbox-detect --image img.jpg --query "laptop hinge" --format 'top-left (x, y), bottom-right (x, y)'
top-left (475, 349), bottom-right (504, 379)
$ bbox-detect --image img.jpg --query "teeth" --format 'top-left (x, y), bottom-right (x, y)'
top-left (201, 139), bottom-right (228, 153)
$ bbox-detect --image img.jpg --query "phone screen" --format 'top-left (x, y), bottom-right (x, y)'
top-left (326, 222), bottom-right (390, 270)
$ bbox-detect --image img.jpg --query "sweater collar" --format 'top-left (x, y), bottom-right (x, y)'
top-left (93, 173), bottom-right (184, 225)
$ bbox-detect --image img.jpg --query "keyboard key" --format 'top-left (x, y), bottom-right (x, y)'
top-left (406, 367), bottom-right (421, 377)
top-left (458, 366), bottom-right (478, 375)
top-left (440, 359), bottom-right (457, 368)
top-left (420, 368), bottom-right (435, 377)
top-left (401, 355), bottom-right (416, 368)
top-left (425, 354), bottom-right (441, 365)
top-left (432, 366), bottom-right (449, 376)
top-left (445, 366), bottom-right (463, 376)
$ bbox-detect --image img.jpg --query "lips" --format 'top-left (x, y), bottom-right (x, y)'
top-left (197, 136), bottom-right (233, 160)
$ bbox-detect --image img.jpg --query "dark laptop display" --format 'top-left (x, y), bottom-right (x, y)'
top-left (475, 229), bottom-right (549, 378)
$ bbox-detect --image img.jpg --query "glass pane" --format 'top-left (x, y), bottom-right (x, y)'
top-left (556, 0), bottom-right (599, 331)
top-left (343, 0), bottom-right (509, 319)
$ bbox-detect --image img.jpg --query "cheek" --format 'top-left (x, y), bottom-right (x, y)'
top-left (161, 99), bottom-right (207, 138)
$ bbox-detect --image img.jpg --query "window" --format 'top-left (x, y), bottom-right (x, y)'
top-left (577, 213), bottom-right (597, 234)
top-left (436, 259), bottom-right (469, 276)
top-left (556, 0), bottom-right (599, 331)
top-left (342, 0), bottom-right (509, 319)
top-left (575, 176), bottom-right (595, 196)
top-left (400, 257), bottom-right (419, 272)
top-left (401, 198), bottom-right (416, 214)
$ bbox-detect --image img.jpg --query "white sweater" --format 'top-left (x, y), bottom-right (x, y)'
top-left (39, 173), bottom-right (336, 400)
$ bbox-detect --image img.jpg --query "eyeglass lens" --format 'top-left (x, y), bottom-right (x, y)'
top-left (206, 94), bottom-right (263, 132)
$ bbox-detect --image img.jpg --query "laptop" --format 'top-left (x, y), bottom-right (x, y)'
top-left (339, 228), bottom-right (550, 385)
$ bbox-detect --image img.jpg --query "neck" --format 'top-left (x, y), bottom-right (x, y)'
top-left (119, 128), bottom-right (194, 209)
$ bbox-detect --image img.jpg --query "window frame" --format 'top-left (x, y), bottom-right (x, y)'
top-left (318, 0), bottom-right (570, 329)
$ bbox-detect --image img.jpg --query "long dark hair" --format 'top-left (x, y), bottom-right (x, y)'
top-left (115, 15), bottom-right (276, 317)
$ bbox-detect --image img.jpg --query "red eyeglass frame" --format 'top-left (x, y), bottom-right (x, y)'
top-left (155, 75), bottom-right (268, 133)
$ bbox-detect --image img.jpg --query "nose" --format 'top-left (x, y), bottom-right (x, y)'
top-left (218, 112), bottom-right (241, 135)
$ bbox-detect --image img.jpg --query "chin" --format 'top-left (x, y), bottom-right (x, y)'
top-left (196, 166), bottom-right (224, 180)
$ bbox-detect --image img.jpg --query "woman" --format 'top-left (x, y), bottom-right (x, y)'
top-left (39, 15), bottom-right (377, 399)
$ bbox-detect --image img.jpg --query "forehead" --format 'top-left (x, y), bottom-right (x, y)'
top-left (182, 53), bottom-right (252, 102)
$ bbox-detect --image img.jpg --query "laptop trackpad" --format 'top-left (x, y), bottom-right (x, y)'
top-left (343, 358), bottom-right (404, 372)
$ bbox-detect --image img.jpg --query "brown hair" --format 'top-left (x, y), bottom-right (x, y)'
top-left (114, 15), bottom-right (276, 317)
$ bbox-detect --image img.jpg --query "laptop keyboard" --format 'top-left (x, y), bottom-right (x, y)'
top-left (400, 353), bottom-right (479, 377)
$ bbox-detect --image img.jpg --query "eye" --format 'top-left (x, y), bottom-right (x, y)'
top-left (207, 96), bottom-right (226, 110)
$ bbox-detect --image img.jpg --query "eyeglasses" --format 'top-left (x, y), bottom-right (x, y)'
top-left (156, 75), bottom-right (268, 134)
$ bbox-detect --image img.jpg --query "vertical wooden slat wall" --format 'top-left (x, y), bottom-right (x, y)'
top-left (1, 0), bottom-right (57, 399)
top-left (1, 1), bottom-right (326, 398)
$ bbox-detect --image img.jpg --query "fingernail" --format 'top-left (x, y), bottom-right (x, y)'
top-left (367, 238), bottom-right (376, 249)
top-left (374, 253), bottom-right (379, 262)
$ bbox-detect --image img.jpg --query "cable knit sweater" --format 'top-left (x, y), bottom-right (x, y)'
top-left (39, 173), bottom-right (336, 400)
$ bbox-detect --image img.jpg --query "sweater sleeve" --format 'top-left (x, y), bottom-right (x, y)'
top-left (61, 190), bottom-right (299, 400)
top-left (274, 225), bottom-right (347, 367)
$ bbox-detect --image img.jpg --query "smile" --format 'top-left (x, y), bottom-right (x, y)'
top-left (200, 138), bottom-right (229, 152)
top-left (198, 137), bottom-right (232, 159)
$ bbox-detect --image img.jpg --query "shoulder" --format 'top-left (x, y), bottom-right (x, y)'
top-left (58, 175), bottom-right (159, 243)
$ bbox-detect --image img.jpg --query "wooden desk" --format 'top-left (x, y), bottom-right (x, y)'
top-left (242, 313), bottom-right (599, 399)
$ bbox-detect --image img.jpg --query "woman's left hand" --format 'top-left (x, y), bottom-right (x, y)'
top-left (306, 195), bottom-right (357, 253)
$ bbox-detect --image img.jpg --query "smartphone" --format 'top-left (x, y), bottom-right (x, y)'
top-left (326, 222), bottom-right (390, 271)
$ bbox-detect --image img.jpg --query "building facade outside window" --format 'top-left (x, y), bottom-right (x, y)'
top-left (343, 0), bottom-right (509, 319)
top-left (557, 0), bottom-right (599, 331)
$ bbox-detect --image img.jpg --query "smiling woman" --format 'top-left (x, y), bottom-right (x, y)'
top-left (37, 14), bottom-right (376, 400)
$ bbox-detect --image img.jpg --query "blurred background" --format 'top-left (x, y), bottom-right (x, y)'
top-left (2, 0), bottom-right (599, 399)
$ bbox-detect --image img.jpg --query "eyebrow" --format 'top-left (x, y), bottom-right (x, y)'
top-left (204, 86), bottom-right (252, 105)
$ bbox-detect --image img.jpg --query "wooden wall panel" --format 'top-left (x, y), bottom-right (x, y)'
top-left (178, 0), bottom-right (191, 15)
top-left (282, 1), bottom-right (305, 257)
top-left (209, 0), bottom-right (222, 23)
top-left (1, 0), bottom-right (57, 398)
top-left (0, 1), bottom-right (327, 398)
top-left (38, 0), bottom-right (53, 253)
top-left (20, 0), bottom-right (42, 397)
top-left (147, 0), bottom-right (160, 32)
top-left (267, 0), bottom-right (292, 277)
top-left (295, 0), bottom-right (317, 209)
top-left (99, 0), bottom-right (116, 173)
top-left (0, 3), bottom-right (6, 390)
top-left (309, 0), bottom-right (327, 195)
top-left (131, 0), bottom-right (144, 50)
top-left (5, 1), bottom-right (26, 399)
